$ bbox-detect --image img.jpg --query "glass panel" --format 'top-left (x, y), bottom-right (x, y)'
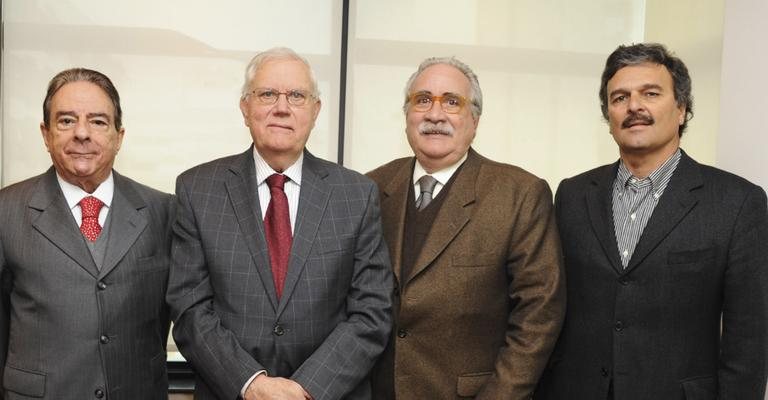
top-left (1, 0), bottom-right (342, 191)
top-left (346, 0), bottom-right (645, 187)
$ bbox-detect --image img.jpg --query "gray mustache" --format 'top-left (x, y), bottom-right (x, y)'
top-left (418, 122), bottom-right (454, 135)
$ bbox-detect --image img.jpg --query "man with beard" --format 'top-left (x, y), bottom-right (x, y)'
top-left (534, 43), bottom-right (768, 400)
top-left (367, 56), bottom-right (565, 399)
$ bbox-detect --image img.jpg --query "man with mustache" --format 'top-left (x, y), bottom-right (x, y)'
top-left (0, 68), bottom-right (174, 398)
top-left (534, 43), bottom-right (768, 400)
top-left (167, 48), bottom-right (393, 400)
top-left (367, 57), bottom-right (565, 399)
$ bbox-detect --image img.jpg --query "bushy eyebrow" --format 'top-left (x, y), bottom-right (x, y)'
top-left (54, 111), bottom-right (111, 120)
top-left (609, 83), bottom-right (664, 99)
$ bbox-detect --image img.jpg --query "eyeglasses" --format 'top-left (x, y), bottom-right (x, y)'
top-left (407, 92), bottom-right (469, 114)
top-left (245, 88), bottom-right (316, 106)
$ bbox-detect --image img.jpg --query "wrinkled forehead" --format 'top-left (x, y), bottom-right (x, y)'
top-left (410, 64), bottom-right (471, 96)
top-left (251, 58), bottom-right (314, 89)
top-left (50, 81), bottom-right (115, 114)
top-left (609, 62), bottom-right (674, 91)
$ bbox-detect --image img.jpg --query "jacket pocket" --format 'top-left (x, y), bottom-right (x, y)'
top-left (680, 375), bottom-right (716, 400)
top-left (452, 254), bottom-right (497, 268)
top-left (456, 371), bottom-right (492, 397)
top-left (134, 254), bottom-right (168, 274)
top-left (668, 247), bottom-right (715, 265)
top-left (3, 365), bottom-right (45, 397)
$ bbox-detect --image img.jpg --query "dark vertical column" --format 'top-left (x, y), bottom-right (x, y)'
top-left (336, 0), bottom-right (350, 165)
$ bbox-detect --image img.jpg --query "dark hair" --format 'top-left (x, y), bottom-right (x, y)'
top-left (43, 68), bottom-right (123, 130)
top-left (599, 43), bottom-right (693, 136)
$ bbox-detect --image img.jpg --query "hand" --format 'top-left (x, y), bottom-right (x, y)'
top-left (243, 375), bottom-right (312, 400)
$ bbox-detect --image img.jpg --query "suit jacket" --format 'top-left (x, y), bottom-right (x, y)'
top-left (0, 168), bottom-right (174, 399)
top-left (534, 150), bottom-right (768, 400)
top-left (366, 148), bottom-right (565, 400)
top-left (167, 148), bottom-right (393, 400)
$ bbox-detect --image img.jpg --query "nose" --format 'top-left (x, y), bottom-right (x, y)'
top-left (627, 94), bottom-right (645, 113)
top-left (272, 93), bottom-right (291, 114)
top-left (424, 99), bottom-right (447, 122)
top-left (74, 119), bottom-right (91, 140)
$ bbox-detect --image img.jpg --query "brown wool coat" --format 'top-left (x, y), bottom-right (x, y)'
top-left (367, 148), bottom-right (565, 400)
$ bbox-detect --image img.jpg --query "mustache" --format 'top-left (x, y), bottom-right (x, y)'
top-left (418, 122), bottom-right (454, 135)
top-left (622, 112), bottom-right (654, 129)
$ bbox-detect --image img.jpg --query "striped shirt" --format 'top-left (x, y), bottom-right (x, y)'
top-left (612, 149), bottom-right (681, 268)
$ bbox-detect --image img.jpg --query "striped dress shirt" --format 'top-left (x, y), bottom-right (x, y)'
top-left (612, 149), bottom-right (681, 268)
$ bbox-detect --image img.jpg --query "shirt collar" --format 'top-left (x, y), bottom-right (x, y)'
top-left (412, 152), bottom-right (468, 186)
top-left (616, 149), bottom-right (681, 195)
top-left (56, 171), bottom-right (115, 210)
top-left (253, 147), bottom-right (303, 186)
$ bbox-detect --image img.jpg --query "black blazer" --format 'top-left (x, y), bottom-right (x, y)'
top-left (535, 150), bottom-right (768, 400)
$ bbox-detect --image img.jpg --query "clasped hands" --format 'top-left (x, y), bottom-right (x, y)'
top-left (244, 374), bottom-right (312, 400)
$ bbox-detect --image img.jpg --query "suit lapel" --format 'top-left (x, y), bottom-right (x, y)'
top-left (625, 152), bottom-right (701, 273)
top-left (277, 151), bottom-right (331, 316)
top-left (100, 172), bottom-right (148, 278)
top-left (378, 159), bottom-right (414, 284)
top-left (29, 168), bottom-right (99, 278)
top-left (586, 162), bottom-right (624, 274)
top-left (407, 150), bottom-right (478, 284)
top-left (225, 148), bottom-right (279, 311)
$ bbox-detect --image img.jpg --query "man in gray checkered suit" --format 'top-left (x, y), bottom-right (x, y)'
top-left (167, 47), bottom-right (394, 400)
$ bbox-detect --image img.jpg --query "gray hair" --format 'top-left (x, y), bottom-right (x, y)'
top-left (403, 57), bottom-right (483, 119)
top-left (43, 68), bottom-right (123, 130)
top-left (599, 42), bottom-right (694, 136)
top-left (241, 47), bottom-right (319, 100)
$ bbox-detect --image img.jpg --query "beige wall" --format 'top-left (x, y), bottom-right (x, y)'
top-left (718, 0), bottom-right (768, 191)
top-left (644, 0), bottom-right (725, 165)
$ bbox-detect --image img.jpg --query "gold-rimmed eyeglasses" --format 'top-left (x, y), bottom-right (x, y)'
top-left (407, 92), bottom-right (468, 114)
top-left (245, 87), bottom-right (316, 107)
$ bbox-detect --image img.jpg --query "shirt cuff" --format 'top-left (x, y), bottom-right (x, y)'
top-left (240, 370), bottom-right (267, 398)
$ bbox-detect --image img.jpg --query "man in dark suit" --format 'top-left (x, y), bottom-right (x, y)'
top-left (166, 47), bottom-right (393, 400)
top-left (0, 68), bottom-right (174, 399)
top-left (534, 43), bottom-right (768, 400)
top-left (366, 57), bottom-right (565, 399)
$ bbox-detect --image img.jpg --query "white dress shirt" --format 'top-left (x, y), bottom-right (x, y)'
top-left (254, 148), bottom-right (302, 232)
top-left (412, 152), bottom-right (468, 203)
top-left (56, 172), bottom-right (114, 228)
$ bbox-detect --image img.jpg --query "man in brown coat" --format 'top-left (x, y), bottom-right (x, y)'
top-left (367, 57), bottom-right (565, 399)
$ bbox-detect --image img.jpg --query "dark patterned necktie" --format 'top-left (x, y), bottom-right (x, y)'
top-left (416, 175), bottom-right (438, 211)
top-left (264, 174), bottom-right (292, 299)
top-left (79, 196), bottom-right (104, 242)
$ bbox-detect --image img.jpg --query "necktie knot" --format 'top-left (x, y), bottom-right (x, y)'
top-left (267, 174), bottom-right (287, 191)
top-left (79, 196), bottom-right (104, 218)
top-left (416, 175), bottom-right (439, 210)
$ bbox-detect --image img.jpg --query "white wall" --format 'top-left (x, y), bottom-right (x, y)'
top-left (0, 0), bottom-right (343, 192)
top-left (718, 0), bottom-right (768, 191)
top-left (344, 0), bottom-right (646, 188)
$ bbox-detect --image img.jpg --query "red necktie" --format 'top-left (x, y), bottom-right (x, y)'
top-left (79, 196), bottom-right (104, 242)
top-left (264, 174), bottom-right (292, 299)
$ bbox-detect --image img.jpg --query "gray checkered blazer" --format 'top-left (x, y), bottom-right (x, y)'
top-left (167, 147), bottom-right (394, 400)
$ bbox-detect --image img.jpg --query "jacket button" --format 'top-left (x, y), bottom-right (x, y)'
top-left (273, 324), bottom-right (285, 336)
top-left (614, 320), bottom-right (624, 332)
top-left (601, 367), bottom-right (609, 377)
top-left (97, 281), bottom-right (107, 290)
top-left (99, 335), bottom-right (110, 344)
top-left (94, 388), bottom-right (105, 398)
top-left (397, 329), bottom-right (407, 338)
top-left (618, 277), bottom-right (629, 286)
